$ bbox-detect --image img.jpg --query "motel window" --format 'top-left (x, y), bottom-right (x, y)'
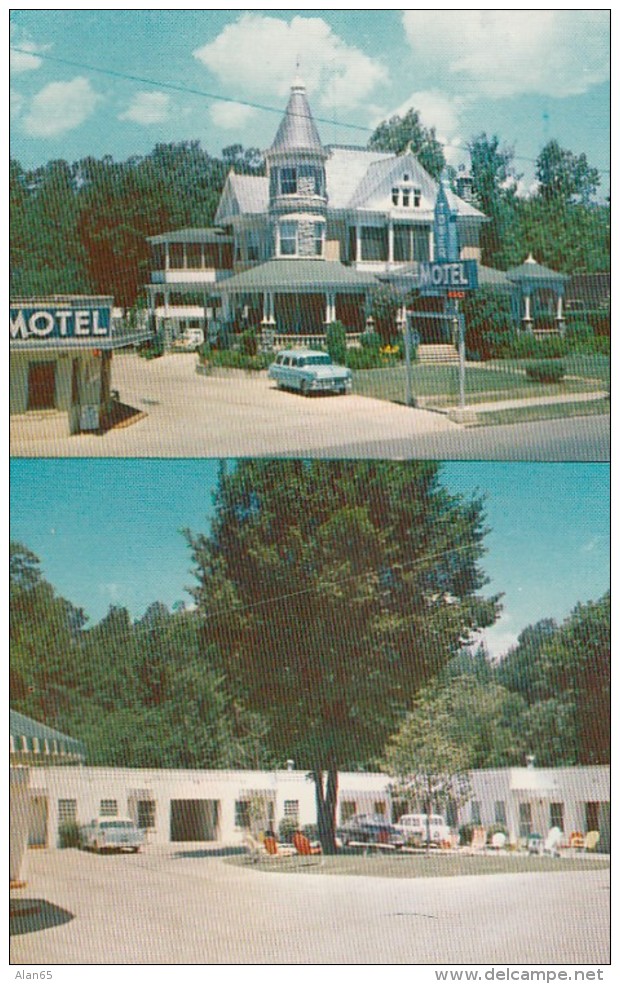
top-left (235, 800), bottom-right (251, 829)
top-left (360, 226), bottom-right (388, 262)
top-left (374, 802), bottom-right (386, 817)
top-left (247, 233), bottom-right (260, 262)
top-left (100, 799), bottom-right (118, 817)
top-left (519, 803), bottom-right (533, 838)
top-left (137, 800), bottom-right (156, 830)
top-left (151, 245), bottom-right (165, 269)
top-left (284, 800), bottom-right (299, 821)
top-left (280, 167), bottom-right (298, 195)
top-left (549, 803), bottom-right (564, 832)
top-left (185, 243), bottom-right (203, 268)
top-left (413, 189), bottom-right (421, 207)
top-left (58, 799), bottom-right (77, 825)
top-left (470, 801), bottom-right (482, 825)
top-left (402, 189), bottom-right (411, 207)
top-left (340, 801), bottom-right (357, 824)
top-left (392, 188), bottom-right (399, 206)
top-left (279, 221), bottom-right (298, 256)
top-left (495, 801), bottom-right (507, 825)
top-left (169, 244), bottom-right (184, 269)
top-left (313, 223), bottom-right (324, 256)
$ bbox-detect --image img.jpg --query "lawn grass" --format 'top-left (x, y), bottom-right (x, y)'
top-left (467, 398), bottom-right (610, 428)
top-left (351, 363), bottom-right (601, 408)
top-left (226, 851), bottom-right (609, 879)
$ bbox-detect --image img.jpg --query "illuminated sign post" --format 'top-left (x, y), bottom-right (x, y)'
top-left (404, 175), bottom-right (478, 410)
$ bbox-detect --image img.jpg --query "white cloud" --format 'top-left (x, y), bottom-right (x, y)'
top-left (119, 91), bottom-right (172, 125)
top-left (209, 100), bottom-right (256, 130)
top-left (10, 27), bottom-right (47, 73)
top-left (402, 10), bottom-right (609, 99)
top-left (194, 13), bottom-right (387, 113)
top-left (23, 76), bottom-right (99, 138)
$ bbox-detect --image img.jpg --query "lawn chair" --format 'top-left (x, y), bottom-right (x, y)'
top-left (542, 827), bottom-right (563, 857)
top-left (292, 831), bottom-right (323, 865)
top-left (569, 831), bottom-right (585, 851)
top-left (581, 830), bottom-right (600, 853)
top-left (263, 835), bottom-right (296, 858)
top-left (489, 832), bottom-right (507, 852)
top-left (243, 832), bottom-right (268, 862)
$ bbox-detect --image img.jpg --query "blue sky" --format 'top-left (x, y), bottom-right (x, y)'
top-left (10, 8), bottom-right (610, 196)
top-left (9, 460), bottom-right (610, 661)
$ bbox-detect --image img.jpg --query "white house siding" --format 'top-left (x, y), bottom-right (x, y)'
top-left (24, 765), bottom-right (609, 851)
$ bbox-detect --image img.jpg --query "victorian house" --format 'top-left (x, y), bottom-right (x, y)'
top-left (145, 76), bottom-right (487, 342)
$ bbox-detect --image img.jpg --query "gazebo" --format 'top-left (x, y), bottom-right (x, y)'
top-left (10, 710), bottom-right (86, 887)
top-left (506, 254), bottom-right (568, 333)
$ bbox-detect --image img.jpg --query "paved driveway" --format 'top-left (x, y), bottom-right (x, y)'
top-left (10, 352), bottom-right (609, 459)
top-left (10, 848), bottom-right (610, 965)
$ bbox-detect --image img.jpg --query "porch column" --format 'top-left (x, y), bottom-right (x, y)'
top-left (324, 292), bottom-right (336, 324)
top-left (556, 292), bottom-right (565, 335)
top-left (261, 291), bottom-right (275, 325)
top-left (388, 220), bottom-right (394, 265)
top-left (164, 243), bottom-right (170, 271)
top-left (356, 225), bottom-right (362, 263)
top-left (522, 290), bottom-right (533, 333)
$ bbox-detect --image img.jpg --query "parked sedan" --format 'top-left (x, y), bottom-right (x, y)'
top-left (338, 814), bottom-right (404, 848)
top-left (81, 818), bottom-right (144, 854)
top-left (268, 348), bottom-right (352, 396)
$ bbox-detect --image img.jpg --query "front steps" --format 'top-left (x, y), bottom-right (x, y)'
top-left (417, 344), bottom-right (460, 364)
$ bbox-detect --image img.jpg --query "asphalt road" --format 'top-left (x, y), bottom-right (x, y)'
top-left (10, 352), bottom-right (609, 460)
top-left (10, 847), bottom-right (610, 965)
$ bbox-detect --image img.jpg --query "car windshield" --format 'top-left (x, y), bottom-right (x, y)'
top-left (301, 354), bottom-right (331, 366)
top-left (100, 821), bottom-right (135, 830)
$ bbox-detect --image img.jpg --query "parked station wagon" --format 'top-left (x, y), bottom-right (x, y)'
top-left (268, 349), bottom-right (352, 396)
top-left (394, 813), bottom-right (451, 846)
top-left (80, 817), bottom-right (144, 853)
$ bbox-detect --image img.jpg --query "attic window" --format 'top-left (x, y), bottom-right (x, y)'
top-left (403, 174), bottom-right (410, 181)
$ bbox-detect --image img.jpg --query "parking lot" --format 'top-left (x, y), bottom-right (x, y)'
top-left (10, 847), bottom-right (610, 964)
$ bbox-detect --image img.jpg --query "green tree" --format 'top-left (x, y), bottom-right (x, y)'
top-left (368, 108), bottom-right (445, 180)
top-left (382, 682), bottom-right (474, 848)
top-left (186, 461), bottom-right (499, 852)
top-left (535, 140), bottom-right (601, 205)
top-left (467, 133), bottom-right (519, 267)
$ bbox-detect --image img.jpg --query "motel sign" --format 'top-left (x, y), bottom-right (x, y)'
top-left (10, 305), bottom-right (112, 341)
top-left (418, 259), bottom-right (479, 292)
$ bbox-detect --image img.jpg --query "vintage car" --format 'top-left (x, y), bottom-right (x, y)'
top-left (80, 817), bottom-right (144, 853)
top-left (394, 813), bottom-right (451, 846)
top-left (337, 814), bottom-right (404, 848)
top-left (268, 348), bottom-right (352, 396)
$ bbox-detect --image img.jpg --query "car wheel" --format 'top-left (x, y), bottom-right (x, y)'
top-left (301, 380), bottom-right (309, 396)
top-left (94, 841), bottom-right (100, 853)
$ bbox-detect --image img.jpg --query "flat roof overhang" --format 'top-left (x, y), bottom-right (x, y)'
top-left (10, 331), bottom-right (152, 352)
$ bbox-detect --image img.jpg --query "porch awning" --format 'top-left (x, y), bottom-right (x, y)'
top-left (9, 709), bottom-right (86, 764)
top-left (213, 259), bottom-right (380, 293)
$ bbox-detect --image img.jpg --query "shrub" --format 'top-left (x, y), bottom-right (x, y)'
top-left (197, 341), bottom-right (211, 365)
top-left (346, 347), bottom-right (384, 370)
top-left (525, 360), bottom-right (566, 383)
top-left (461, 287), bottom-right (513, 360)
top-left (278, 818), bottom-right (298, 844)
top-left (360, 331), bottom-right (383, 353)
top-left (59, 821), bottom-right (81, 849)
top-left (326, 321), bottom-right (347, 366)
top-left (458, 823), bottom-right (476, 847)
top-left (240, 328), bottom-right (258, 357)
top-left (208, 349), bottom-right (271, 371)
top-left (137, 335), bottom-right (164, 359)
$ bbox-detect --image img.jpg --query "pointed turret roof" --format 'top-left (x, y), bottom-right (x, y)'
top-left (269, 78), bottom-right (325, 157)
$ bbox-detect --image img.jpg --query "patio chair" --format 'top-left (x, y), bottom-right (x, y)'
top-left (569, 831), bottom-right (585, 850)
top-left (541, 827), bottom-right (563, 857)
top-left (292, 832), bottom-right (322, 856)
top-left (581, 830), bottom-right (600, 853)
top-left (263, 835), bottom-right (296, 858)
top-left (489, 831), bottom-right (507, 852)
top-left (243, 832), bottom-right (267, 862)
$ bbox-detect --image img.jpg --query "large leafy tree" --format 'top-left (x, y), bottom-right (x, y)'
top-left (368, 108), bottom-right (445, 179)
top-left (186, 461), bottom-right (499, 851)
top-left (535, 139), bottom-right (600, 206)
top-left (467, 133), bottom-right (519, 267)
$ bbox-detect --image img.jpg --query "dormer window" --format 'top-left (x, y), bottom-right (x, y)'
top-left (392, 184), bottom-right (422, 208)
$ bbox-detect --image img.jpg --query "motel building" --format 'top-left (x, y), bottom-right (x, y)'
top-left (9, 295), bottom-right (149, 434)
top-left (14, 759), bottom-right (610, 854)
top-left (145, 75), bottom-right (490, 353)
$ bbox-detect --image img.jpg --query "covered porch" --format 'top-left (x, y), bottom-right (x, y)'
top-left (214, 259), bottom-right (379, 338)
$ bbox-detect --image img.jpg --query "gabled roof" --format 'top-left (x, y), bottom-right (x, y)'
top-left (325, 147), bottom-right (395, 209)
top-left (214, 172), bottom-right (269, 224)
top-left (269, 79), bottom-right (325, 157)
top-left (213, 259), bottom-right (379, 293)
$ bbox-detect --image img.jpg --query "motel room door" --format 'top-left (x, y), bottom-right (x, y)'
top-left (27, 361), bottom-right (56, 410)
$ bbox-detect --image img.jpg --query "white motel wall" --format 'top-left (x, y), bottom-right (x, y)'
top-left (22, 765), bottom-right (609, 852)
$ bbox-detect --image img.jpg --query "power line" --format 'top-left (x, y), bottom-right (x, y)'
top-left (10, 44), bottom-right (610, 174)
